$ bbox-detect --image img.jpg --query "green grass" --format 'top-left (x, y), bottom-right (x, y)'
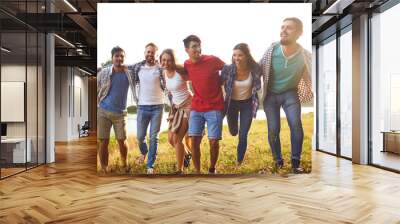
top-left (98, 112), bottom-right (313, 175)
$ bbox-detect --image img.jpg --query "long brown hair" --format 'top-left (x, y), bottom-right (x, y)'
top-left (232, 43), bottom-right (259, 71)
top-left (159, 48), bottom-right (187, 76)
top-left (159, 48), bottom-right (177, 70)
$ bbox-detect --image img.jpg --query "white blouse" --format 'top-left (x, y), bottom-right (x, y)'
top-left (232, 73), bottom-right (252, 101)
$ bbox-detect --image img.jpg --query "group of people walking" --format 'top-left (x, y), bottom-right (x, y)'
top-left (97, 17), bottom-right (313, 175)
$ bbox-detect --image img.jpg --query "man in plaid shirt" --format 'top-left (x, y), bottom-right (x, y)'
top-left (259, 17), bottom-right (313, 174)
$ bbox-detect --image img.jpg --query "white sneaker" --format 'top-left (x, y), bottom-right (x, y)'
top-left (146, 168), bottom-right (154, 174)
top-left (235, 161), bottom-right (242, 168)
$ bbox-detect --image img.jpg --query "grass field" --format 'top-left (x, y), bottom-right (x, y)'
top-left (97, 112), bottom-right (313, 175)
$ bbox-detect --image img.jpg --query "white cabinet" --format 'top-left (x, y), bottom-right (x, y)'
top-left (1, 138), bottom-right (32, 163)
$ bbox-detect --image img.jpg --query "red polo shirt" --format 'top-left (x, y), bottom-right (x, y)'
top-left (184, 55), bottom-right (225, 112)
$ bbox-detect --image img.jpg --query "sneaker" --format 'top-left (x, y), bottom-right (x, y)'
top-left (258, 168), bottom-right (268, 174)
top-left (146, 168), bottom-right (154, 174)
top-left (235, 161), bottom-right (242, 169)
top-left (208, 167), bottom-right (217, 174)
top-left (275, 160), bottom-right (284, 169)
top-left (174, 170), bottom-right (184, 175)
top-left (291, 159), bottom-right (305, 174)
top-left (136, 154), bottom-right (146, 165)
top-left (292, 166), bottom-right (305, 174)
top-left (100, 166), bottom-right (113, 174)
top-left (99, 167), bottom-right (107, 175)
top-left (120, 164), bottom-right (130, 174)
top-left (184, 153), bottom-right (192, 168)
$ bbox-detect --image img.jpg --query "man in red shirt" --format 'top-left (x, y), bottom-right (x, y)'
top-left (183, 35), bottom-right (225, 174)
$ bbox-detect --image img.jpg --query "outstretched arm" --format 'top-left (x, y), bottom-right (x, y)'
top-left (176, 64), bottom-right (189, 81)
top-left (214, 56), bottom-right (226, 86)
top-left (220, 65), bottom-right (229, 85)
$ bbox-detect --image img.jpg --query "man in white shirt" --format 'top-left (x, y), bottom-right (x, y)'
top-left (128, 43), bottom-right (165, 174)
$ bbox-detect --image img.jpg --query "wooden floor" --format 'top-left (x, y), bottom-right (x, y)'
top-left (372, 151), bottom-right (400, 171)
top-left (1, 136), bottom-right (400, 223)
top-left (0, 167), bottom-right (26, 178)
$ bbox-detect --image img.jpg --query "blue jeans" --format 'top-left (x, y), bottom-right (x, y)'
top-left (263, 90), bottom-right (303, 168)
top-left (226, 98), bottom-right (253, 163)
top-left (136, 104), bottom-right (163, 168)
top-left (188, 110), bottom-right (223, 140)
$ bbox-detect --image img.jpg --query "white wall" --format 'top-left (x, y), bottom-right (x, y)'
top-left (54, 67), bottom-right (89, 141)
top-left (55, 67), bottom-right (69, 141)
top-left (1, 65), bottom-right (43, 137)
top-left (1, 65), bottom-right (27, 139)
top-left (1, 64), bottom-right (46, 163)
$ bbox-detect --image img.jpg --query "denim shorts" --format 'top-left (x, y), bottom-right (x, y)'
top-left (188, 110), bottom-right (223, 140)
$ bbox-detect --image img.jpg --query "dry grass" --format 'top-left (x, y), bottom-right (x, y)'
top-left (97, 112), bottom-right (313, 175)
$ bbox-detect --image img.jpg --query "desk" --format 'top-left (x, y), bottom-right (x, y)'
top-left (381, 131), bottom-right (400, 154)
top-left (1, 138), bottom-right (31, 163)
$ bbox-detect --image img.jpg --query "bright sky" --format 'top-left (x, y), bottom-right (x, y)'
top-left (97, 3), bottom-right (311, 67)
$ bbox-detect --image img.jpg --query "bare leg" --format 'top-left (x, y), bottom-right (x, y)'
top-left (117, 139), bottom-right (128, 168)
top-left (168, 131), bottom-right (175, 148)
top-left (173, 119), bottom-right (189, 172)
top-left (191, 136), bottom-right (202, 173)
top-left (99, 139), bottom-right (110, 170)
top-left (209, 139), bottom-right (219, 170)
top-left (173, 134), bottom-right (185, 172)
top-left (184, 135), bottom-right (192, 155)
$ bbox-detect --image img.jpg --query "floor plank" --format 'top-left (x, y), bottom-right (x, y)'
top-left (0, 135), bottom-right (399, 223)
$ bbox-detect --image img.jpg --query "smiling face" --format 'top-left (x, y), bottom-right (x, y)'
top-left (160, 53), bottom-right (173, 70)
top-left (144, 45), bottom-right (157, 66)
top-left (185, 41), bottom-right (201, 62)
top-left (280, 20), bottom-right (302, 45)
top-left (112, 50), bottom-right (125, 67)
top-left (232, 49), bottom-right (247, 68)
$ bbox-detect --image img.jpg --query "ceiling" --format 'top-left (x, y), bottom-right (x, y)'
top-left (0, 0), bottom-right (394, 75)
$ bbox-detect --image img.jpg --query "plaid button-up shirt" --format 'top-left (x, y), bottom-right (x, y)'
top-left (221, 64), bottom-right (262, 118)
top-left (127, 60), bottom-right (167, 105)
top-left (259, 42), bottom-right (313, 104)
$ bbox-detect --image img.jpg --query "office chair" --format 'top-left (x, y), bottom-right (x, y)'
top-left (79, 121), bottom-right (90, 138)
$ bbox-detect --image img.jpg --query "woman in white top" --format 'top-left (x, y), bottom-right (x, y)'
top-left (160, 49), bottom-right (193, 174)
top-left (221, 43), bottom-right (262, 166)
